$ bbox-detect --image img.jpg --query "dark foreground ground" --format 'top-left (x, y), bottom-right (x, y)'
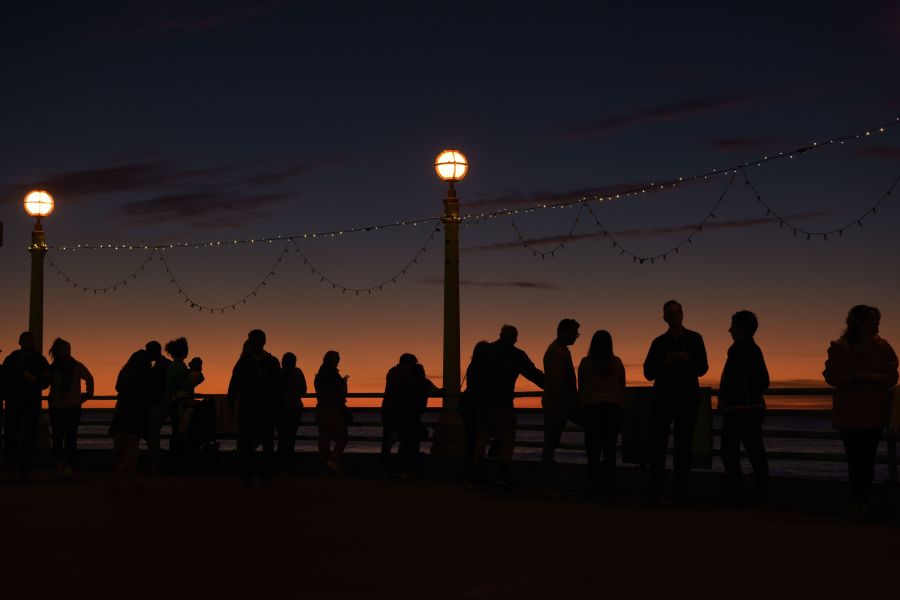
top-left (1, 466), bottom-right (897, 600)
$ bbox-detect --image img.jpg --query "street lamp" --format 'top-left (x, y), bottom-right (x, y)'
top-left (432, 149), bottom-right (467, 457)
top-left (24, 190), bottom-right (53, 354)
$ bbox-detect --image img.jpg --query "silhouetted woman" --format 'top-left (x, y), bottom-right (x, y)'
top-left (277, 352), bottom-right (307, 472)
top-left (314, 350), bottom-right (349, 474)
top-left (462, 341), bottom-right (492, 485)
top-left (164, 337), bottom-right (191, 469)
top-left (577, 330), bottom-right (626, 499)
top-left (110, 350), bottom-right (153, 492)
top-left (47, 338), bottom-right (93, 477)
top-left (824, 305), bottom-right (899, 520)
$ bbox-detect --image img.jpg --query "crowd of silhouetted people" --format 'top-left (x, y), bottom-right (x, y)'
top-left (0, 302), bottom-right (897, 519)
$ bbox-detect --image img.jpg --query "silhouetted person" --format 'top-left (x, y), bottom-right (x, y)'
top-left (578, 330), bottom-right (625, 499)
top-left (163, 337), bottom-right (195, 471)
top-left (381, 354), bottom-right (436, 478)
top-left (542, 319), bottom-right (580, 478)
top-left (110, 350), bottom-right (153, 493)
top-left (145, 340), bottom-right (172, 472)
top-left (47, 338), bottom-right (93, 477)
top-left (643, 300), bottom-right (709, 504)
top-left (1, 332), bottom-right (50, 478)
top-left (314, 350), bottom-right (349, 475)
top-left (718, 311), bottom-right (770, 507)
top-left (461, 341), bottom-right (492, 485)
top-left (228, 330), bottom-right (281, 487)
top-left (473, 325), bottom-right (544, 488)
top-left (277, 352), bottom-right (307, 472)
top-left (824, 305), bottom-right (898, 520)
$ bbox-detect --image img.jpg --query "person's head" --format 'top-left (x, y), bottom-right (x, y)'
top-left (471, 340), bottom-right (491, 361)
top-left (556, 319), bottom-right (580, 345)
top-left (247, 329), bottom-right (266, 354)
top-left (499, 325), bottom-right (518, 345)
top-left (322, 350), bottom-right (340, 369)
top-left (188, 357), bottom-right (203, 371)
top-left (398, 353), bottom-right (418, 367)
top-left (729, 310), bottom-right (758, 341)
top-left (663, 300), bottom-right (684, 330)
top-left (588, 330), bottom-right (613, 361)
top-left (165, 337), bottom-right (189, 361)
top-left (145, 341), bottom-right (162, 360)
top-left (844, 305), bottom-right (881, 345)
top-left (49, 338), bottom-right (71, 362)
top-left (126, 349), bottom-right (152, 373)
top-left (18, 331), bottom-right (35, 352)
top-left (282, 352), bottom-right (297, 369)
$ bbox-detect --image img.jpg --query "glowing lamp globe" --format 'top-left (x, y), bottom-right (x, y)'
top-left (434, 149), bottom-right (468, 182)
top-left (24, 190), bottom-right (54, 218)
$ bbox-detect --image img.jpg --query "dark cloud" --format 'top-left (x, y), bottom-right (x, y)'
top-left (87, 0), bottom-right (293, 40)
top-left (7, 155), bottom-right (345, 203)
top-left (856, 145), bottom-right (900, 158)
top-left (239, 156), bottom-right (352, 186)
top-left (559, 92), bottom-right (753, 140)
top-left (119, 191), bottom-right (286, 228)
top-left (467, 211), bottom-right (836, 252)
top-left (420, 278), bottom-right (560, 290)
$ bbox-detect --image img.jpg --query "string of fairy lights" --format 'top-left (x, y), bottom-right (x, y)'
top-left (288, 224), bottom-right (441, 296)
top-left (585, 174), bottom-right (736, 264)
top-left (47, 225), bottom-right (443, 312)
top-left (740, 168), bottom-right (900, 241)
top-left (40, 115), bottom-right (900, 310)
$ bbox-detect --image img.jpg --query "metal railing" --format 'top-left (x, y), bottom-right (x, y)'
top-left (63, 387), bottom-right (898, 474)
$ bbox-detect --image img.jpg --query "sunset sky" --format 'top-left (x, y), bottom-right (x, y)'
top-left (2, 1), bottom-right (899, 398)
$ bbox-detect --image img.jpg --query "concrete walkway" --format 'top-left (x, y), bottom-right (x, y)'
top-left (1, 470), bottom-right (897, 599)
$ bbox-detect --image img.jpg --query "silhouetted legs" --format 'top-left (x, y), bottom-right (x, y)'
top-left (720, 408), bottom-right (769, 506)
top-left (473, 404), bottom-right (516, 484)
top-left (461, 404), bottom-right (477, 483)
top-left (582, 403), bottom-right (622, 498)
top-left (3, 398), bottom-right (40, 476)
top-left (49, 405), bottom-right (82, 472)
top-left (277, 408), bottom-right (303, 471)
top-left (316, 407), bottom-right (347, 473)
top-left (840, 427), bottom-right (882, 506)
top-left (650, 396), bottom-right (698, 503)
top-left (111, 433), bottom-right (141, 492)
top-left (145, 401), bottom-right (168, 471)
top-left (238, 413), bottom-right (275, 486)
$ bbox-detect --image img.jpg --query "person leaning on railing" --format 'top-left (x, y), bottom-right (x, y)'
top-left (823, 305), bottom-right (899, 521)
top-left (47, 337), bottom-right (93, 478)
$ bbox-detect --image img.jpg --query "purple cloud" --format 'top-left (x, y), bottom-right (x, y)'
top-left (420, 278), bottom-right (560, 290)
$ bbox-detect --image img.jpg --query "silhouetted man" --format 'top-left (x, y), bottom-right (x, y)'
top-left (228, 329), bottom-right (281, 487)
top-left (719, 310), bottom-right (770, 507)
top-left (2, 332), bottom-right (50, 478)
top-left (643, 300), bottom-right (708, 504)
top-left (541, 319), bottom-right (580, 471)
top-left (145, 340), bottom-right (172, 472)
top-left (473, 325), bottom-right (544, 487)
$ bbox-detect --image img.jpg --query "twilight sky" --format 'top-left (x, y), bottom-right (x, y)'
top-left (2, 1), bottom-right (900, 397)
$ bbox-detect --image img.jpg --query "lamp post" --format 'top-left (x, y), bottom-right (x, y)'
top-left (432, 149), bottom-right (468, 456)
top-left (24, 190), bottom-right (53, 354)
